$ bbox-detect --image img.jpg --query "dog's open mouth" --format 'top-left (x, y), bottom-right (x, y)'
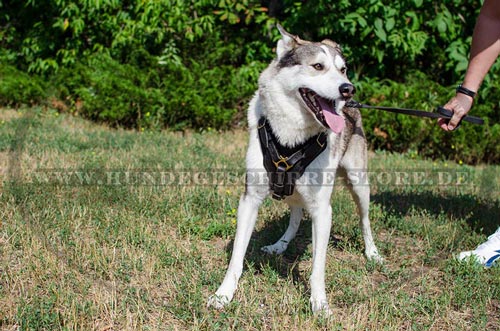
top-left (299, 88), bottom-right (345, 133)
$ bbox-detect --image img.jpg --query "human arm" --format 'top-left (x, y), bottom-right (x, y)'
top-left (440, 0), bottom-right (500, 131)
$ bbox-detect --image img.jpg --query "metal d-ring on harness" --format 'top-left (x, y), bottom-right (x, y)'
top-left (258, 117), bottom-right (328, 200)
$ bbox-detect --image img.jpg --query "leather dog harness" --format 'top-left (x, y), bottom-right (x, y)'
top-left (258, 117), bottom-right (328, 200)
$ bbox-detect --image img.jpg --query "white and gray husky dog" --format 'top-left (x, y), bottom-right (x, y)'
top-left (208, 25), bottom-right (383, 315)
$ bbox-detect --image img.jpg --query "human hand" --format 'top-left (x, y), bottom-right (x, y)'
top-left (439, 93), bottom-right (474, 131)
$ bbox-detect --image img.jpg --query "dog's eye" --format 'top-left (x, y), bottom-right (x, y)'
top-left (312, 63), bottom-right (324, 71)
top-left (340, 67), bottom-right (347, 74)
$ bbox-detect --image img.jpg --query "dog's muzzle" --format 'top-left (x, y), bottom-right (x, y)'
top-left (299, 87), bottom-right (346, 134)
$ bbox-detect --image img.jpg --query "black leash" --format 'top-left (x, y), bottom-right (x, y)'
top-left (346, 100), bottom-right (485, 125)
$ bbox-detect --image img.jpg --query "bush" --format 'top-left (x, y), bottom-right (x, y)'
top-left (158, 59), bottom-right (265, 130)
top-left (51, 54), bottom-right (161, 128)
top-left (51, 52), bottom-right (265, 130)
top-left (0, 64), bottom-right (47, 106)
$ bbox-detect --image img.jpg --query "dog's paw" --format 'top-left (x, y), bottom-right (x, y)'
top-left (310, 299), bottom-right (333, 317)
top-left (207, 294), bottom-right (231, 309)
top-left (366, 248), bottom-right (384, 264)
top-left (261, 240), bottom-right (288, 255)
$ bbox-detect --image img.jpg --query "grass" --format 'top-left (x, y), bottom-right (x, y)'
top-left (0, 107), bottom-right (499, 330)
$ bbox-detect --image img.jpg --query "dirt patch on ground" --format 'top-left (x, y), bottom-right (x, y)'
top-left (486, 299), bottom-right (500, 330)
top-left (0, 151), bottom-right (13, 186)
top-left (0, 108), bottom-right (22, 121)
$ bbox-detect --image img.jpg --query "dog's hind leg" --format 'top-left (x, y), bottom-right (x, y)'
top-left (208, 192), bottom-right (263, 309)
top-left (261, 206), bottom-right (303, 255)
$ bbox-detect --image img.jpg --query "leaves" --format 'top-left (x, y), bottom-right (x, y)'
top-left (374, 18), bottom-right (387, 42)
top-left (413, 0), bottom-right (424, 7)
top-left (0, 0), bottom-right (485, 81)
top-left (280, 0), bottom-right (482, 82)
top-left (385, 17), bottom-right (395, 31)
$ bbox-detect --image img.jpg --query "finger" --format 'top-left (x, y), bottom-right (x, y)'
top-left (438, 118), bottom-right (449, 131)
top-left (447, 112), bottom-right (464, 131)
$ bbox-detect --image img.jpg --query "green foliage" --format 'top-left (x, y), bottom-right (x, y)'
top-left (0, 0), bottom-right (499, 163)
top-left (281, 0), bottom-right (482, 83)
top-left (54, 53), bottom-right (166, 128)
top-left (159, 59), bottom-right (265, 130)
top-left (0, 64), bottom-right (47, 106)
top-left (1, 0), bottom-right (271, 130)
top-left (17, 294), bottom-right (62, 330)
top-left (1, 0), bottom-right (222, 73)
top-left (0, 0), bottom-right (270, 73)
top-left (50, 51), bottom-right (265, 130)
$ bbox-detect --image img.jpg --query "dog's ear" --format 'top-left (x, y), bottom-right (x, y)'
top-left (276, 24), bottom-right (299, 59)
top-left (321, 39), bottom-right (342, 53)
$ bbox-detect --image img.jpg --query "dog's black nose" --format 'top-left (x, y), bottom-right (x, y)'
top-left (339, 83), bottom-right (356, 99)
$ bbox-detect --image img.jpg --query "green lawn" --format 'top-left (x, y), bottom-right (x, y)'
top-left (0, 107), bottom-right (499, 330)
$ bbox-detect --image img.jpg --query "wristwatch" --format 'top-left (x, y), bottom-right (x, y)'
top-left (456, 84), bottom-right (476, 98)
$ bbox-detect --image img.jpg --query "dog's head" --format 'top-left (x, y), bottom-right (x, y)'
top-left (273, 25), bottom-right (354, 133)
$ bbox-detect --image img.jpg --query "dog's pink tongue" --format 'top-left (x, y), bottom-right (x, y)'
top-left (317, 97), bottom-right (345, 134)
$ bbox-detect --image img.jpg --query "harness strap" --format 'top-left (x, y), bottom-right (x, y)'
top-left (257, 117), bottom-right (328, 200)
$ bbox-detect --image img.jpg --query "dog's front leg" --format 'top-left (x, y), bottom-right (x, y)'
top-left (208, 193), bottom-right (262, 309)
top-left (309, 203), bottom-right (333, 316)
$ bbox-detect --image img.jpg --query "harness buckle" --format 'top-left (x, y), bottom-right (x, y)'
top-left (316, 133), bottom-right (326, 148)
top-left (273, 156), bottom-right (293, 171)
top-left (258, 118), bottom-right (266, 129)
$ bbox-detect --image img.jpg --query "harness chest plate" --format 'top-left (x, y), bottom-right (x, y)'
top-left (257, 117), bottom-right (328, 200)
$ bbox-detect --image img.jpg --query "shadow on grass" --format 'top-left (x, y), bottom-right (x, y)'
top-left (223, 212), bottom-right (305, 285)
top-left (223, 210), bottom-right (343, 287)
top-left (372, 190), bottom-right (499, 235)
top-left (221, 187), bottom-right (499, 286)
